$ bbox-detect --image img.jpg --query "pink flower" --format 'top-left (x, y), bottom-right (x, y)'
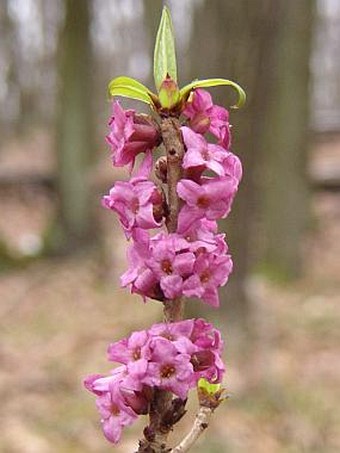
top-left (183, 89), bottom-right (231, 149)
top-left (182, 253), bottom-right (233, 307)
top-left (106, 101), bottom-right (160, 170)
top-left (145, 233), bottom-right (196, 299)
top-left (107, 330), bottom-right (151, 378)
top-left (190, 319), bottom-right (225, 382)
top-left (191, 319), bottom-right (223, 352)
top-left (120, 229), bottom-right (161, 301)
top-left (177, 177), bottom-right (239, 233)
top-left (149, 319), bottom-right (194, 341)
top-left (102, 153), bottom-right (163, 237)
top-left (222, 151), bottom-right (243, 182)
top-left (181, 126), bottom-right (227, 176)
top-left (145, 337), bottom-right (194, 399)
top-left (182, 218), bottom-right (228, 255)
top-left (84, 367), bottom-right (138, 444)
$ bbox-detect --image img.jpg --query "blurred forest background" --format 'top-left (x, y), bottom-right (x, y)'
top-left (0, 0), bottom-right (339, 452)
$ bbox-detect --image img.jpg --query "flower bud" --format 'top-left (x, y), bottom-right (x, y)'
top-left (155, 156), bottom-right (168, 182)
top-left (158, 75), bottom-right (180, 110)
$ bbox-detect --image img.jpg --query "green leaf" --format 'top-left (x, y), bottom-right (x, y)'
top-left (180, 78), bottom-right (246, 109)
top-left (198, 378), bottom-right (221, 395)
top-left (108, 76), bottom-right (154, 104)
top-left (153, 6), bottom-right (178, 91)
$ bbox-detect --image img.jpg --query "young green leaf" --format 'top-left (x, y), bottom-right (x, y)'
top-left (198, 378), bottom-right (222, 395)
top-left (153, 6), bottom-right (178, 91)
top-left (108, 76), bottom-right (154, 104)
top-left (180, 78), bottom-right (246, 109)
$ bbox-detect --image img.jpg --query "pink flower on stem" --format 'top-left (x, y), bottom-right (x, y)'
top-left (182, 218), bottom-right (228, 255)
top-left (145, 233), bottom-right (196, 299)
top-left (149, 318), bottom-right (194, 341)
top-left (191, 319), bottom-right (223, 352)
top-left (183, 89), bottom-right (231, 149)
top-left (222, 151), bottom-right (243, 182)
top-left (84, 367), bottom-right (139, 444)
top-left (106, 101), bottom-right (160, 170)
top-left (102, 153), bottom-right (163, 237)
top-left (120, 229), bottom-right (161, 301)
top-left (181, 126), bottom-right (228, 176)
top-left (177, 177), bottom-right (239, 233)
top-left (190, 319), bottom-right (225, 382)
top-left (182, 252), bottom-right (233, 307)
top-left (107, 330), bottom-right (151, 378)
top-left (145, 337), bottom-right (194, 399)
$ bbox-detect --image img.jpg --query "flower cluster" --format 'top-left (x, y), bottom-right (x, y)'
top-left (84, 319), bottom-right (224, 444)
top-left (85, 85), bottom-right (242, 446)
top-left (121, 224), bottom-right (232, 307)
top-left (102, 89), bottom-right (242, 307)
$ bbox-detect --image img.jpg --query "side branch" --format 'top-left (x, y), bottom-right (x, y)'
top-left (171, 407), bottom-right (213, 453)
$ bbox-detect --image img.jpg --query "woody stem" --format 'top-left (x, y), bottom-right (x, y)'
top-left (161, 116), bottom-right (185, 323)
top-left (137, 116), bottom-right (185, 453)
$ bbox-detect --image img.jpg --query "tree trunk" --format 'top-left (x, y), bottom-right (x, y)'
top-left (261, 0), bottom-right (314, 279)
top-left (189, 0), bottom-right (282, 323)
top-left (50, 0), bottom-right (94, 253)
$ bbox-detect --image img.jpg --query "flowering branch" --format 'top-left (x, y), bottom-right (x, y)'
top-left (84, 6), bottom-right (245, 452)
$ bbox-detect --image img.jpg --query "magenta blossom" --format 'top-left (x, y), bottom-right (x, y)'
top-left (181, 126), bottom-right (228, 176)
top-left (121, 230), bottom-right (196, 301)
top-left (106, 101), bottom-right (160, 170)
top-left (182, 218), bottom-right (228, 255)
top-left (177, 177), bottom-right (239, 233)
top-left (149, 318), bottom-right (194, 341)
top-left (120, 229), bottom-right (161, 301)
top-left (182, 252), bottom-right (233, 307)
top-left (102, 153), bottom-right (163, 237)
top-left (191, 318), bottom-right (223, 352)
top-left (145, 233), bottom-right (196, 299)
top-left (222, 151), bottom-right (243, 182)
top-left (84, 367), bottom-right (138, 444)
top-left (183, 89), bottom-right (231, 149)
top-left (145, 337), bottom-right (194, 399)
top-left (107, 330), bottom-right (151, 378)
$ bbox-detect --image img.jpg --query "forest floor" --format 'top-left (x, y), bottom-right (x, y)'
top-left (0, 130), bottom-right (339, 453)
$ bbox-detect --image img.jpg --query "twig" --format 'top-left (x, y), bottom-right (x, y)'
top-left (171, 407), bottom-right (213, 453)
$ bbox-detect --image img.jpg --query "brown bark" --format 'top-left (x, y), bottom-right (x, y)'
top-left (161, 117), bottom-right (185, 323)
top-left (137, 117), bottom-right (186, 452)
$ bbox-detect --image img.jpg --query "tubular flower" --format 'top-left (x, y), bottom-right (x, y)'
top-left (102, 153), bottom-right (164, 238)
top-left (183, 88), bottom-right (231, 149)
top-left (177, 176), bottom-right (239, 233)
top-left (106, 101), bottom-right (160, 170)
